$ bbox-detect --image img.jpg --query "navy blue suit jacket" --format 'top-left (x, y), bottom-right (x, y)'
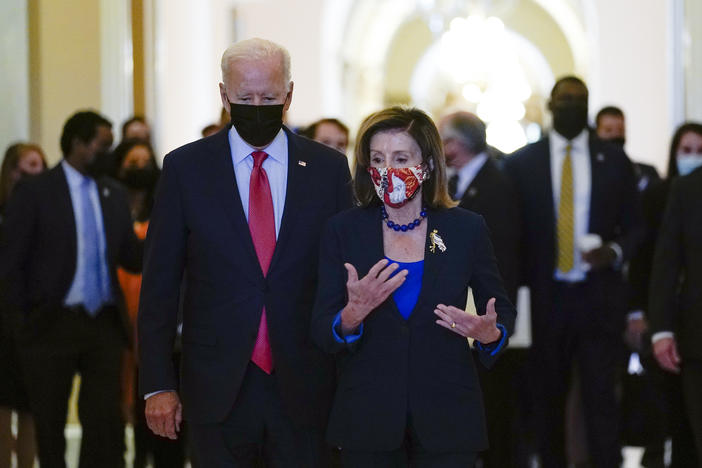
top-left (310, 206), bottom-right (516, 452)
top-left (138, 127), bottom-right (353, 427)
top-left (504, 136), bottom-right (643, 337)
top-left (0, 164), bottom-right (141, 342)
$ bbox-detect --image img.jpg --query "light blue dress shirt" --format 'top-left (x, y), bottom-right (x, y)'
top-left (62, 160), bottom-right (113, 308)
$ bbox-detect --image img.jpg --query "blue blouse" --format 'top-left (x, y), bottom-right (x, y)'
top-left (387, 258), bottom-right (424, 320)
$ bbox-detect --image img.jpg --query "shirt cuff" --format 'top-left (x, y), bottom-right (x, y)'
top-left (144, 390), bottom-right (173, 400)
top-left (651, 331), bottom-right (674, 344)
top-left (608, 242), bottom-right (623, 267)
top-left (627, 310), bottom-right (644, 321)
top-left (475, 323), bottom-right (507, 356)
top-left (332, 310), bottom-right (363, 344)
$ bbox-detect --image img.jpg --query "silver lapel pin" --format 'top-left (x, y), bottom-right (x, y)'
top-left (298, 160), bottom-right (307, 167)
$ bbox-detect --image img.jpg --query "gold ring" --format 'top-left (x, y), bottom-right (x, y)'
top-left (451, 322), bottom-right (456, 329)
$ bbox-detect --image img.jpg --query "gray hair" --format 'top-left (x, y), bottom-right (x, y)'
top-left (441, 111), bottom-right (487, 155)
top-left (220, 38), bottom-right (291, 90)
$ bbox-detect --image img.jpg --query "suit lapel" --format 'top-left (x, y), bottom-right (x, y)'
top-left (407, 208), bottom-right (448, 322)
top-left (460, 159), bottom-right (493, 208)
top-left (209, 129), bottom-right (266, 280)
top-left (54, 165), bottom-right (78, 291)
top-left (95, 179), bottom-right (116, 265)
top-left (588, 137), bottom-right (606, 233)
top-left (268, 128), bottom-right (307, 274)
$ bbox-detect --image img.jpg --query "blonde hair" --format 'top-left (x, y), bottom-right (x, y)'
top-left (220, 38), bottom-right (291, 91)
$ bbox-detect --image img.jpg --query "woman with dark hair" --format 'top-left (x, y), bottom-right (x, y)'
top-left (111, 139), bottom-right (184, 467)
top-left (0, 142), bottom-right (47, 468)
top-left (311, 107), bottom-right (516, 466)
top-left (628, 122), bottom-right (702, 467)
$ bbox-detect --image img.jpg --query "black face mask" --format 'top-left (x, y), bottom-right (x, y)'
top-left (603, 137), bottom-right (626, 148)
top-left (229, 102), bottom-right (285, 147)
top-left (552, 103), bottom-right (588, 140)
top-left (85, 150), bottom-right (113, 179)
top-left (120, 167), bottom-right (159, 190)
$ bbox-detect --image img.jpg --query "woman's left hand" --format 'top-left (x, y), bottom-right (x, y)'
top-left (434, 298), bottom-right (501, 343)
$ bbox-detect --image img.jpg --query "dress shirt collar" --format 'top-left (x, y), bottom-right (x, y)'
top-left (61, 159), bottom-right (93, 187)
top-left (458, 151), bottom-right (488, 181)
top-left (229, 125), bottom-right (288, 166)
top-left (549, 128), bottom-right (589, 155)
top-left (455, 151), bottom-right (489, 198)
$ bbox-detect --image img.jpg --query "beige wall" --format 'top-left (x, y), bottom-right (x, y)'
top-left (29, 0), bottom-right (103, 165)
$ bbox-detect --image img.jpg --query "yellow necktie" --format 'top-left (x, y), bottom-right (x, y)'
top-left (557, 144), bottom-right (574, 272)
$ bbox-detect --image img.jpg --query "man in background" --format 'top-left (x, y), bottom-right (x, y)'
top-left (505, 76), bottom-right (643, 468)
top-left (302, 118), bottom-right (349, 155)
top-left (0, 110), bottom-right (142, 468)
top-left (439, 111), bottom-right (526, 467)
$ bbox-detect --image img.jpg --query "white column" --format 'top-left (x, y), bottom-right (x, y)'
top-left (683, 0), bottom-right (702, 121)
top-left (0, 0), bottom-right (30, 155)
top-left (100, 0), bottom-right (134, 135)
top-left (144, 0), bottom-right (223, 158)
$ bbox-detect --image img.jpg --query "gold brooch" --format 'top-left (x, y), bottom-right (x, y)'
top-left (429, 229), bottom-right (447, 253)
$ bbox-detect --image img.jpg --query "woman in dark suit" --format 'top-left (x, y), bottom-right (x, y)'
top-left (311, 107), bottom-right (517, 467)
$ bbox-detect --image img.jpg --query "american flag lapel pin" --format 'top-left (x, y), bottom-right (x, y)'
top-left (298, 160), bottom-right (307, 167)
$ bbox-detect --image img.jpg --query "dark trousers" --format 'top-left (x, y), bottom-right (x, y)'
top-left (189, 362), bottom-right (330, 468)
top-left (637, 354), bottom-right (698, 468)
top-left (19, 306), bottom-right (125, 468)
top-left (530, 282), bottom-right (621, 468)
top-left (475, 348), bottom-right (531, 468)
top-left (682, 359), bottom-right (702, 465)
top-left (341, 416), bottom-right (476, 468)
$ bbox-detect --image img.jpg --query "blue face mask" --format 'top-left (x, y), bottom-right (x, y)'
top-left (676, 153), bottom-right (702, 176)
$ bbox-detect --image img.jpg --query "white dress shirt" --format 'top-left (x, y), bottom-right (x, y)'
top-left (228, 126), bottom-right (288, 238)
top-left (62, 160), bottom-right (112, 307)
top-left (550, 129), bottom-right (592, 282)
top-left (454, 152), bottom-right (488, 200)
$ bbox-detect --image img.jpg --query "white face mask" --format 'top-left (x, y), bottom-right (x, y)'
top-left (676, 153), bottom-right (702, 176)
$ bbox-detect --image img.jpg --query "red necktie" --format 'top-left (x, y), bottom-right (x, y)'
top-left (248, 151), bottom-right (275, 374)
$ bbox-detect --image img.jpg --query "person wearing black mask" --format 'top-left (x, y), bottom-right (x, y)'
top-left (595, 106), bottom-right (661, 192)
top-left (112, 140), bottom-right (188, 468)
top-left (504, 76), bottom-right (643, 468)
top-left (113, 140), bottom-right (160, 222)
top-left (0, 110), bottom-right (142, 467)
top-left (138, 38), bottom-right (353, 467)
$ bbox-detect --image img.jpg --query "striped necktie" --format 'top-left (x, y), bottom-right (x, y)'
top-left (556, 143), bottom-right (574, 272)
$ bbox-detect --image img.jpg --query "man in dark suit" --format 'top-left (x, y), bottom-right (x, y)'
top-left (504, 76), bottom-right (643, 468)
top-left (0, 111), bottom-right (142, 468)
top-left (649, 166), bottom-right (702, 461)
top-left (138, 38), bottom-right (353, 467)
top-left (439, 111), bottom-right (519, 300)
top-left (439, 111), bottom-right (527, 467)
top-left (595, 106), bottom-right (660, 195)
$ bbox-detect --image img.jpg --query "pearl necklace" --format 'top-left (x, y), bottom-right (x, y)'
top-left (381, 205), bottom-right (427, 232)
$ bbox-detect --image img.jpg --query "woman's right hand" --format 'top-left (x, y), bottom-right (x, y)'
top-left (340, 259), bottom-right (407, 334)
